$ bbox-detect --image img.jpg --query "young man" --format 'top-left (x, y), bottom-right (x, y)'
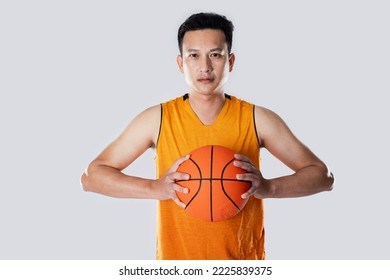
top-left (81, 13), bottom-right (334, 260)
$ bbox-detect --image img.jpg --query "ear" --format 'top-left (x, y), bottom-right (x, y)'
top-left (177, 54), bottom-right (184, 73)
top-left (228, 53), bottom-right (235, 72)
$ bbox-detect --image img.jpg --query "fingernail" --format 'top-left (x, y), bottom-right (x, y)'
top-left (183, 188), bottom-right (189, 193)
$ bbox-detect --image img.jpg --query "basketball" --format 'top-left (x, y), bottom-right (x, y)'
top-left (175, 145), bottom-right (251, 222)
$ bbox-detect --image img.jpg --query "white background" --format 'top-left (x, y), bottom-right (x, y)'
top-left (1, 0), bottom-right (389, 259)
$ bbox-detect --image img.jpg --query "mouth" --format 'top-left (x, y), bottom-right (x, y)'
top-left (197, 77), bottom-right (214, 84)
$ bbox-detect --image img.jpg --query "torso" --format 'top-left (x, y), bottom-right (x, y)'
top-left (155, 94), bottom-right (265, 260)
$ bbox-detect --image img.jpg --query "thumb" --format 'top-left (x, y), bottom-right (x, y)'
top-left (169, 154), bottom-right (190, 172)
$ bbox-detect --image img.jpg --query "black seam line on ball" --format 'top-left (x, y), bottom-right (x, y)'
top-left (210, 146), bottom-right (214, 222)
top-left (184, 157), bottom-right (202, 210)
top-left (221, 158), bottom-right (241, 211)
top-left (176, 178), bottom-right (249, 182)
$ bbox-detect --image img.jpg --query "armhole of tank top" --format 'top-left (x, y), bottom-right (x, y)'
top-left (155, 104), bottom-right (163, 149)
top-left (253, 105), bottom-right (261, 149)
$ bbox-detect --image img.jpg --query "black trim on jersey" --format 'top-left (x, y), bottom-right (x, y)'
top-left (155, 104), bottom-right (163, 148)
top-left (183, 93), bottom-right (231, 101)
top-left (253, 105), bottom-right (261, 149)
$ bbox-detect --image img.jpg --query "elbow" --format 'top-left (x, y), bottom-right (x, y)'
top-left (315, 162), bottom-right (334, 193)
top-left (324, 170), bottom-right (335, 192)
top-left (80, 169), bottom-right (92, 192)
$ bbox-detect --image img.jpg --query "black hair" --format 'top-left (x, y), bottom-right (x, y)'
top-left (177, 12), bottom-right (234, 55)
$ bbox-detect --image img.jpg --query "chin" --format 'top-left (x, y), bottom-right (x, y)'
top-left (195, 90), bottom-right (220, 96)
top-left (195, 85), bottom-right (222, 95)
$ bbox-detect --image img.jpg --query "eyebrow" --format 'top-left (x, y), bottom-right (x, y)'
top-left (186, 48), bottom-right (224, 53)
top-left (210, 48), bottom-right (224, 52)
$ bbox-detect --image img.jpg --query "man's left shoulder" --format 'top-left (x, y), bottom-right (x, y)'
top-left (228, 95), bottom-right (255, 108)
top-left (229, 95), bottom-right (281, 120)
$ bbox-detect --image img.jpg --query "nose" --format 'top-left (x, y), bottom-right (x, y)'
top-left (199, 56), bottom-right (212, 73)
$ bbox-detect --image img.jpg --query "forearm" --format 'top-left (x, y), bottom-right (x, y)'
top-left (81, 164), bottom-right (157, 199)
top-left (265, 165), bottom-right (334, 199)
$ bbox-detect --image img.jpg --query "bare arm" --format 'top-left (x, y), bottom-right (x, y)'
top-left (80, 105), bottom-right (188, 207)
top-left (236, 106), bottom-right (334, 199)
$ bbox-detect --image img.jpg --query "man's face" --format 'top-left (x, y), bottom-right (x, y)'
top-left (177, 29), bottom-right (235, 96)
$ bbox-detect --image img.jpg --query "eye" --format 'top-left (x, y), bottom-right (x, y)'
top-left (188, 53), bottom-right (198, 58)
top-left (210, 53), bottom-right (222, 58)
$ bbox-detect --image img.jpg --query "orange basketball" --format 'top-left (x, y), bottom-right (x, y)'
top-left (176, 145), bottom-right (251, 222)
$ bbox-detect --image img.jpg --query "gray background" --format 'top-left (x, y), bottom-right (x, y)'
top-left (1, 0), bottom-right (389, 259)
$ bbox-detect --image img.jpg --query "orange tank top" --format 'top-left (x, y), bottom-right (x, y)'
top-left (155, 94), bottom-right (265, 260)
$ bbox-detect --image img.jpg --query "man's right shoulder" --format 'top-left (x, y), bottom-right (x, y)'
top-left (136, 95), bottom-right (185, 123)
top-left (135, 104), bottom-right (162, 123)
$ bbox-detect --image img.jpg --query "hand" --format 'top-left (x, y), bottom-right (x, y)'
top-left (234, 153), bottom-right (270, 199)
top-left (152, 154), bottom-right (190, 208)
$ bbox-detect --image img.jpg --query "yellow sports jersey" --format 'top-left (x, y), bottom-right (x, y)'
top-left (155, 94), bottom-right (265, 259)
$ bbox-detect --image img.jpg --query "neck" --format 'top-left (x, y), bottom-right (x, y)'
top-left (188, 92), bottom-right (226, 125)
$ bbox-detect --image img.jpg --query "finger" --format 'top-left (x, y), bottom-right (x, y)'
top-left (234, 153), bottom-right (253, 164)
top-left (171, 171), bottom-right (190, 181)
top-left (234, 160), bottom-right (258, 173)
top-left (169, 154), bottom-right (190, 172)
top-left (241, 186), bottom-right (257, 199)
top-left (236, 173), bottom-right (261, 185)
top-left (172, 183), bottom-right (189, 194)
top-left (171, 194), bottom-right (186, 208)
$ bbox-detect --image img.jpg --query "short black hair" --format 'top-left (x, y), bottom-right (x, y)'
top-left (177, 12), bottom-right (234, 55)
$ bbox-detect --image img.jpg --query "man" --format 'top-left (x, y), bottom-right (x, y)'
top-left (81, 13), bottom-right (334, 260)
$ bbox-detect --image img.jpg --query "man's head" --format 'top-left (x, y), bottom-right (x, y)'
top-left (176, 13), bottom-right (236, 96)
top-left (178, 13), bottom-right (234, 55)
